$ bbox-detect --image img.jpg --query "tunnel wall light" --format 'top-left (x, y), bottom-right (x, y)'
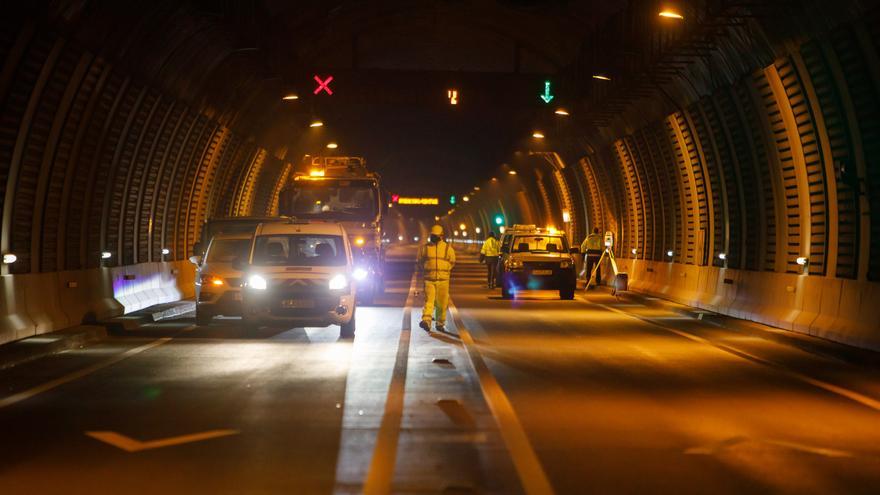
top-left (631, 248), bottom-right (638, 255)
top-left (796, 256), bottom-right (809, 266)
top-left (554, 109), bottom-right (569, 116)
top-left (462, 196), bottom-right (470, 202)
top-left (2, 253), bottom-right (16, 264)
top-left (532, 132), bottom-right (545, 139)
top-left (309, 121), bottom-right (324, 128)
top-left (326, 142), bottom-right (338, 149)
top-left (508, 170), bottom-right (517, 175)
top-left (462, 231), bottom-right (468, 237)
top-left (453, 231), bottom-right (459, 237)
top-left (475, 227), bottom-right (481, 234)
top-left (659, 9), bottom-right (684, 19)
top-left (592, 74), bottom-right (611, 81)
top-left (562, 211), bottom-right (571, 223)
top-left (161, 248), bottom-right (171, 256)
top-left (459, 223), bottom-right (467, 231)
top-left (101, 251), bottom-right (112, 260)
top-left (282, 94), bottom-right (299, 100)
top-left (447, 89), bottom-right (459, 105)
top-left (718, 252), bottom-right (727, 260)
top-left (499, 226), bottom-right (506, 234)
top-left (667, 250), bottom-right (674, 258)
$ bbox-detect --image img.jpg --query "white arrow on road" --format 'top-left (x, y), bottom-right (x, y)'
top-left (86, 429), bottom-right (239, 452)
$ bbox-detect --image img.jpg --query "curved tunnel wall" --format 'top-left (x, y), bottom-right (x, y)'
top-left (0, 13), bottom-right (289, 342)
top-left (459, 12), bottom-right (880, 349)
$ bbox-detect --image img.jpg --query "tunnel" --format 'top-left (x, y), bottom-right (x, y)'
top-left (1, 1), bottom-right (880, 494)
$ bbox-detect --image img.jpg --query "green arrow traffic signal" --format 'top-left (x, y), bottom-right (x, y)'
top-left (540, 81), bottom-right (554, 103)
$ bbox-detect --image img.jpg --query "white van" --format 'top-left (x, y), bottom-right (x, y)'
top-left (240, 220), bottom-right (357, 338)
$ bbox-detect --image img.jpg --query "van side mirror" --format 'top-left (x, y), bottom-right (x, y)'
top-left (188, 255), bottom-right (203, 266)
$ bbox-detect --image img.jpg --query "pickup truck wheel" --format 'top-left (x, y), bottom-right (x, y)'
top-left (196, 308), bottom-right (213, 326)
top-left (501, 276), bottom-right (513, 300)
top-left (340, 313), bottom-right (356, 339)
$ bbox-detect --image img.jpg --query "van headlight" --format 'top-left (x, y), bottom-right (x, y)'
top-left (353, 268), bottom-right (368, 281)
top-left (248, 274), bottom-right (268, 290)
top-left (560, 260), bottom-right (572, 269)
top-left (329, 274), bottom-right (349, 291)
top-left (507, 259), bottom-right (523, 270)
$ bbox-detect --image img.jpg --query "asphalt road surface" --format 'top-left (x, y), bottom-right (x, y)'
top-left (0, 245), bottom-right (878, 494)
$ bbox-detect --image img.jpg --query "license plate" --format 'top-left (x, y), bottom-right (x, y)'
top-left (532, 269), bottom-right (553, 276)
top-left (281, 299), bottom-right (314, 309)
top-left (233, 292), bottom-right (242, 301)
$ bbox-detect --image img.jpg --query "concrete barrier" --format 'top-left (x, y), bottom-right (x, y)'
top-left (615, 258), bottom-right (880, 351)
top-left (0, 261), bottom-right (197, 346)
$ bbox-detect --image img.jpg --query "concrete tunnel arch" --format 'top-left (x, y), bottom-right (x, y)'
top-left (0, 1), bottom-right (879, 353)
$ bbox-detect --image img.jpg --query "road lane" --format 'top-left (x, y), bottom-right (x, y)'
top-left (0, 251), bottom-right (416, 494)
top-left (1, 246), bottom-right (878, 494)
top-left (448, 253), bottom-right (880, 494)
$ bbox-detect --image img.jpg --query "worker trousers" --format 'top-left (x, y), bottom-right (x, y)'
top-left (422, 279), bottom-right (450, 326)
top-left (485, 256), bottom-right (499, 288)
top-left (585, 250), bottom-right (602, 284)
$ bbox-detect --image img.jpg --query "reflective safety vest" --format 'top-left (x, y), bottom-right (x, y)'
top-left (480, 237), bottom-right (500, 257)
top-left (581, 233), bottom-right (603, 252)
top-left (418, 240), bottom-right (456, 281)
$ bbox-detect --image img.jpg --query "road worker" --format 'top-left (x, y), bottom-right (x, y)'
top-left (479, 231), bottom-right (501, 289)
top-left (580, 227), bottom-right (604, 286)
top-left (418, 225), bottom-right (456, 332)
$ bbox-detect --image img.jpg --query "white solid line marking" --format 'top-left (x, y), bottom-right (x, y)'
top-left (0, 337), bottom-right (172, 409)
top-left (362, 269), bottom-right (419, 495)
top-left (685, 436), bottom-right (853, 458)
top-left (586, 297), bottom-right (880, 413)
top-left (86, 429), bottom-right (239, 452)
top-left (449, 301), bottom-right (556, 495)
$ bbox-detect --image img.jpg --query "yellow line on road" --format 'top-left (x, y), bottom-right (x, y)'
top-left (588, 298), bottom-right (880, 413)
top-left (0, 337), bottom-right (172, 409)
top-left (449, 301), bottom-right (556, 495)
top-left (86, 429), bottom-right (239, 452)
top-left (362, 270), bottom-right (418, 495)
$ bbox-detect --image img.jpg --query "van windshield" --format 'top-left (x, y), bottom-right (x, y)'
top-left (252, 235), bottom-right (347, 267)
top-left (207, 239), bottom-right (250, 263)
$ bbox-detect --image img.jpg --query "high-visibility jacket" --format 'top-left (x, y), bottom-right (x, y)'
top-left (480, 237), bottom-right (500, 257)
top-left (581, 233), bottom-right (603, 253)
top-left (418, 240), bottom-right (456, 281)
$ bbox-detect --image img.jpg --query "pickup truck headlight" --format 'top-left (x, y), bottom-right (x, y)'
top-left (507, 259), bottom-right (523, 270)
top-left (329, 274), bottom-right (349, 291)
top-left (352, 268), bottom-right (368, 281)
top-left (248, 274), bottom-right (268, 290)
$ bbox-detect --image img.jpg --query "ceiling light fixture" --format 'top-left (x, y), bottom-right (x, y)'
top-left (592, 74), bottom-right (612, 81)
